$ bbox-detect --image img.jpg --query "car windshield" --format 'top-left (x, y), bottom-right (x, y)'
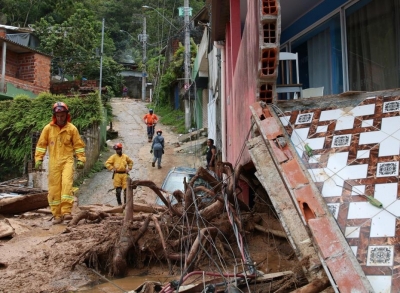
top-left (162, 172), bottom-right (195, 193)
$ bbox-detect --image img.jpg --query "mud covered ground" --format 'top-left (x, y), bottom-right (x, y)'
top-left (0, 99), bottom-right (304, 293)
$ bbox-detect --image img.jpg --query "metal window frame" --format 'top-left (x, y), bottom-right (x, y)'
top-left (280, 0), bottom-right (363, 93)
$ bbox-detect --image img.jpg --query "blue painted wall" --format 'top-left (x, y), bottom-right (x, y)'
top-left (281, 0), bottom-right (348, 43)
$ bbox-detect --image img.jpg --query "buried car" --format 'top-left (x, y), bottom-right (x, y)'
top-left (155, 166), bottom-right (212, 205)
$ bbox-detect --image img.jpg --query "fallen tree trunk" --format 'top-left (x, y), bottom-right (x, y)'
top-left (78, 202), bottom-right (166, 214)
top-left (112, 177), bottom-right (152, 277)
top-left (0, 192), bottom-right (48, 215)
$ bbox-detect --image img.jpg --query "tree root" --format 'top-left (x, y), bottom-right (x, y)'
top-left (68, 210), bottom-right (109, 226)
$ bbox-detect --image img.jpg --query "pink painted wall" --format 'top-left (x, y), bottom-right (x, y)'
top-left (225, 0), bottom-right (259, 166)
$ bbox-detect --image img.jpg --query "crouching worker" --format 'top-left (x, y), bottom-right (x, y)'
top-left (35, 101), bottom-right (86, 225)
top-left (105, 143), bottom-right (133, 205)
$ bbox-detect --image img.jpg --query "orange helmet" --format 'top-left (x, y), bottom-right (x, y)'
top-left (113, 143), bottom-right (123, 150)
top-left (53, 101), bottom-right (69, 114)
top-left (156, 129), bottom-right (162, 134)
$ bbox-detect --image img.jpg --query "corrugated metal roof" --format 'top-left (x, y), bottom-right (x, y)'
top-left (0, 36), bottom-right (52, 57)
top-left (0, 24), bottom-right (34, 33)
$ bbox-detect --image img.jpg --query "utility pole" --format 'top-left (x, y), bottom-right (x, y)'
top-left (99, 18), bottom-right (105, 101)
top-left (141, 15), bottom-right (147, 102)
top-left (184, 0), bottom-right (191, 130)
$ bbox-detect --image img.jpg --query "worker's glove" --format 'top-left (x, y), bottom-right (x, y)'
top-left (150, 149), bottom-right (153, 154)
top-left (162, 150), bottom-right (164, 154)
top-left (76, 161), bottom-right (84, 169)
top-left (35, 160), bottom-right (43, 170)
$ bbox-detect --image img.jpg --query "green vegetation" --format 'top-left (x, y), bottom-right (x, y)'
top-left (152, 39), bottom-right (198, 107)
top-left (0, 93), bottom-right (105, 181)
top-left (0, 0), bottom-right (205, 105)
top-left (148, 104), bottom-right (186, 134)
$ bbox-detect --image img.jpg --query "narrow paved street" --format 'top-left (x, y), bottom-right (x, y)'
top-left (77, 98), bottom-right (201, 206)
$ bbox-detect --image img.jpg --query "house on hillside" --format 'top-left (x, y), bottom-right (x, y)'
top-left (0, 25), bottom-right (52, 99)
top-left (192, 0), bottom-right (400, 291)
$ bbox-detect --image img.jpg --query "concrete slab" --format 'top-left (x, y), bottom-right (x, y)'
top-left (177, 128), bottom-right (208, 143)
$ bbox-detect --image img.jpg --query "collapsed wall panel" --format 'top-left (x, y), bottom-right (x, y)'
top-left (247, 136), bottom-right (321, 282)
top-left (249, 101), bottom-right (374, 292)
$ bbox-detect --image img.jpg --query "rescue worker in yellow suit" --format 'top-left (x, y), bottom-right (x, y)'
top-left (105, 143), bottom-right (133, 205)
top-left (35, 102), bottom-right (86, 224)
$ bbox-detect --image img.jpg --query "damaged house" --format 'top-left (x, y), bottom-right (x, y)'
top-left (192, 0), bottom-right (400, 291)
top-left (0, 24), bottom-right (52, 99)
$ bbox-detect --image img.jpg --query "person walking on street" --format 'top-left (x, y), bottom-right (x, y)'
top-left (105, 143), bottom-right (133, 205)
top-left (35, 101), bottom-right (86, 224)
top-left (122, 85), bottom-right (128, 98)
top-left (150, 129), bottom-right (164, 169)
top-left (206, 138), bottom-right (217, 172)
top-left (143, 109), bottom-right (158, 142)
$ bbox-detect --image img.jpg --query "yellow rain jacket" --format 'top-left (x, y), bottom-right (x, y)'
top-left (105, 154), bottom-right (133, 190)
top-left (35, 115), bottom-right (86, 218)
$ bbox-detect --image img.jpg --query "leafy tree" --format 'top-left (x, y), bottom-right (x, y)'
top-left (1, 0), bottom-right (206, 105)
top-left (0, 0), bottom-right (81, 27)
top-left (33, 3), bottom-right (114, 81)
top-left (153, 39), bottom-right (198, 106)
top-left (85, 56), bottom-right (124, 96)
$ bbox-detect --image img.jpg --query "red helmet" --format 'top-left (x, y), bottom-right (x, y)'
top-left (113, 143), bottom-right (123, 150)
top-left (53, 101), bottom-right (69, 114)
top-left (156, 129), bottom-right (162, 134)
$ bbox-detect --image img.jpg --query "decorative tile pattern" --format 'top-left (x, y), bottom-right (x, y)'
top-left (331, 134), bottom-right (352, 148)
top-left (376, 162), bottom-right (398, 177)
top-left (383, 101), bottom-right (400, 113)
top-left (278, 95), bottom-right (400, 292)
top-left (367, 246), bottom-right (394, 266)
top-left (327, 203), bottom-right (340, 219)
top-left (295, 112), bottom-right (314, 124)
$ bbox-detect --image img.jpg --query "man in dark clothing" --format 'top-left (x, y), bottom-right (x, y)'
top-left (150, 129), bottom-right (165, 169)
top-left (206, 138), bottom-right (217, 172)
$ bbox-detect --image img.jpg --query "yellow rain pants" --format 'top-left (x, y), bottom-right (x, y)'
top-left (105, 153), bottom-right (133, 189)
top-left (35, 119), bottom-right (86, 218)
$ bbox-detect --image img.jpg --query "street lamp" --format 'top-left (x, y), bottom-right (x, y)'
top-left (142, 5), bottom-right (179, 30)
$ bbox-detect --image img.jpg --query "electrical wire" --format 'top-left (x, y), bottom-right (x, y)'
top-left (157, 149), bottom-right (261, 292)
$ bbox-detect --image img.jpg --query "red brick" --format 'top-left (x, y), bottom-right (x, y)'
top-left (260, 48), bottom-right (278, 77)
top-left (263, 22), bottom-right (277, 44)
top-left (261, 0), bottom-right (279, 15)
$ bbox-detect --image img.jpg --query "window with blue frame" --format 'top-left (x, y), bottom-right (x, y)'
top-left (291, 14), bottom-right (343, 96)
top-left (346, 0), bottom-right (400, 91)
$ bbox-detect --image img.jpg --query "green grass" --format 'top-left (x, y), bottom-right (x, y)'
top-left (148, 104), bottom-right (186, 134)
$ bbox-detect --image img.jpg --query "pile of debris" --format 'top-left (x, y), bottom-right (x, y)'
top-left (0, 178), bottom-right (47, 238)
